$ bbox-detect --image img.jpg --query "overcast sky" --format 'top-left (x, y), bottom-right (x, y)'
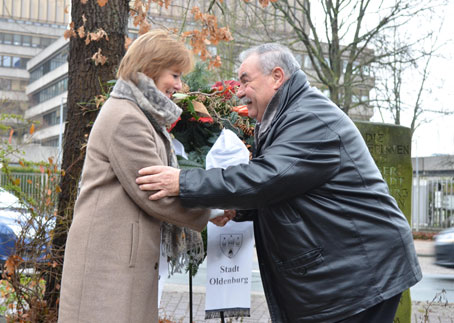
top-left (370, 1), bottom-right (454, 157)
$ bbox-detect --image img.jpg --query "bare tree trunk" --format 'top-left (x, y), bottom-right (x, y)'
top-left (44, 0), bottom-right (129, 312)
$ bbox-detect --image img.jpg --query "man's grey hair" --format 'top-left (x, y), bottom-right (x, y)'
top-left (239, 43), bottom-right (301, 77)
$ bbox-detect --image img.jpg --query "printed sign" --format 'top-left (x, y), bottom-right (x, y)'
top-left (220, 234), bottom-right (243, 258)
top-left (205, 221), bottom-right (254, 319)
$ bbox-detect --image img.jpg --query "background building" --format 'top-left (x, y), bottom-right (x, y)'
top-left (0, 0), bottom-right (69, 146)
top-left (25, 36), bottom-right (68, 148)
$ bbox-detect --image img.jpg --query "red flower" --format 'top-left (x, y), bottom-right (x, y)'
top-left (211, 80), bottom-right (241, 100)
top-left (232, 105), bottom-right (249, 117)
top-left (167, 116), bottom-right (181, 132)
top-left (189, 116), bottom-right (214, 123)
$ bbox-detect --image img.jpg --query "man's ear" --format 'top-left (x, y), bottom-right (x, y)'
top-left (271, 67), bottom-right (286, 90)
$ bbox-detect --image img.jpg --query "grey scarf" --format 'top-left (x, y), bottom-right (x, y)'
top-left (110, 72), bottom-right (204, 275)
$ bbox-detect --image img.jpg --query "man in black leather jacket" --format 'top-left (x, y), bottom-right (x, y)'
top-left (136, 43), bottom-right (422, 322)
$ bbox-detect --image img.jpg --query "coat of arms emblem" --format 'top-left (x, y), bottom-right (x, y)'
top-left (220, 234), bottom-right (243, 258)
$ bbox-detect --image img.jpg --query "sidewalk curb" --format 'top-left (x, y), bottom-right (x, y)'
top-left (417, 253), bottom-right (435, 257)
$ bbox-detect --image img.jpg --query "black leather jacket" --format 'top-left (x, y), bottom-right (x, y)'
top-left (179, 70), bottom-right (422, 322)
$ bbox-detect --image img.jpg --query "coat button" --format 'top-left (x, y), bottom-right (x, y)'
top-left (154, 262), bottom-right (158, 270)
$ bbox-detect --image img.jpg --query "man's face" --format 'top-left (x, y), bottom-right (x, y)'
top-left (237, 54), bottom-right (278, 122)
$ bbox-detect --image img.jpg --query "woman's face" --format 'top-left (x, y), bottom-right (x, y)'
top-left (155, 68), bottom-right (183, 99)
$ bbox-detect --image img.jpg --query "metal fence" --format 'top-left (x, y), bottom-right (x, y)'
top-left (2, 172), bottom-right (452, 232)
top-left (0, 172), bottom-right (59, 203)
top-left (412, 176), bottom-right (454, 231)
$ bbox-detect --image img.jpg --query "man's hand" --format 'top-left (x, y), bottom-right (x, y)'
top-left (136, 166), bottom-right (180, 200)
top-left (210, 210), bottom-right (236, 227)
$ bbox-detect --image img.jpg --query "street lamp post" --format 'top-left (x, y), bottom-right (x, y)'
top-left (58, 95), bottom-right (66, 166)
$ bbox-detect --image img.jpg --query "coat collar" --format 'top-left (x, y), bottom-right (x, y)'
top-left (255, 70), bottom-right (309, 144)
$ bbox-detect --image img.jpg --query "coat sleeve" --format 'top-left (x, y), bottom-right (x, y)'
top-left (108, 109), bottom-right (209, 232)
top-left (233, 210), bottom-right (258, 222)
top-left (180, 110), bottom-right (341, 210)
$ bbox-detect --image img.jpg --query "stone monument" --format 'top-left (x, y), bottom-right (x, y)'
top-left (355, 121), bottom-right (413, 323)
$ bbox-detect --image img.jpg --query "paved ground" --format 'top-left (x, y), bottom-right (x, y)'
top-left (158, 240), bottom-right (454, 323)
top-left (0, 240), bottom-right (452, 322)
top-left (160, 288), bottom-right (454, 323)
top-left (410, 240), bottom-right (454, 323)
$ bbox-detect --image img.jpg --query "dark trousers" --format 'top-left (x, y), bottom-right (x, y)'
top-left (336, 293), bottom-right (402, 323)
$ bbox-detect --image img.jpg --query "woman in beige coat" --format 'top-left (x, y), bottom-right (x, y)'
top-left (59, 30), bottom-right (210, 322)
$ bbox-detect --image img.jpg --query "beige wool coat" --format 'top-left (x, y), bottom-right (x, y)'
top-left (58, 97), bottom-right (209, 323)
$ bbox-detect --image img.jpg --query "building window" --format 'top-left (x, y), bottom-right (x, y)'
top-left (32, 36), bottom-right (41, 47)
top-left (0, 78), bottom-right (12, 90)
top-left (30, 69), bottom-right (43, 82)
top-left (13, 34), bottom-right (21, 45)
top-left (0, 55), bottom-right (28, 68)
top-left (22, 35), bottom-right (31, 47)
top-left (343, 60), bottom-right (367, 75)
top-left (41, 137), bottom-right (59, 147)
top-left (31, 77), bottom-right (68, 105)
top-left (352, 61), bottom-right (360, 74)
top-left (324, 57), bottom-right (330, 68)
top-left (29, 47), bottom-right (68, 82)
top-left (20, 80), bottom-right (28, 90)
top-left (41, 37), bottom-right (54, 48)
top-left (41, 105), bottom-right (67, 127)
top-left (0, 32), bottom-right (56, 48)
top-left (0, 78), bottom-right (28, 91)
top-left (304, 55), bottom-right (313, 70)
top-left (43, 110), bottom-right (58, 126)
top-left (3, 33), bottom-right (12, 45)
top-left (12, 56), bottom-right (20, 68)
top-left (128, 32), bottom-right (139, 40)
top-left (2, 56), bottom-right (11, 67)
top-left (11, 79), bottom-right (23, 91)
top-left (294, 53), bottom-right (302, 66)
top-left (350, 93), bottom-right (370, 105)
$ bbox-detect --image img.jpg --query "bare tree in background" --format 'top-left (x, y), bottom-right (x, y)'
top-left (373, 17), bottom-right (452, 136)
top-left (218, 0), bottom-right (447, 119)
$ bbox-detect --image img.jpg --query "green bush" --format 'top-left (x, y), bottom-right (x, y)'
top-left (412, 231), bottom-right (437, 240)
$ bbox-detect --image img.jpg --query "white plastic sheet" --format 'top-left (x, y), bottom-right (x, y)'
top-left (205, 129), bottom-right (250, 170)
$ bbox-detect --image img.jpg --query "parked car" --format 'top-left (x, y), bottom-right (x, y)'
top-left (0, 187), bottom-right (23, 266)
top-left (0, 187), bottom-right (53, 271)
top-left (434, 228), bottom-right (454, 268)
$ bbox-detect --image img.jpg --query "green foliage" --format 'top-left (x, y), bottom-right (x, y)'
top-left (183, 61), bottom-right (213, 92)
top-left (0, 113), bottom-right (60, 321)
top-left (0, 277), bottom-right (46, 317)
top-left (172, 75), bottom-right (254, 168)
top-left (177, 156), bottom-right (204, 169)
top-left (412, 231), bottom-right (437, 240)
top-left (2, 166), bottom-right (41, 173)
top-left (0, 114), bottom-right (26, 131)
top-left (173, 115), bottom-right (221, 168)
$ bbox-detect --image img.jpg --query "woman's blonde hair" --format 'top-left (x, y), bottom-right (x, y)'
top-left (117, 29), bottom-right (194, 84)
